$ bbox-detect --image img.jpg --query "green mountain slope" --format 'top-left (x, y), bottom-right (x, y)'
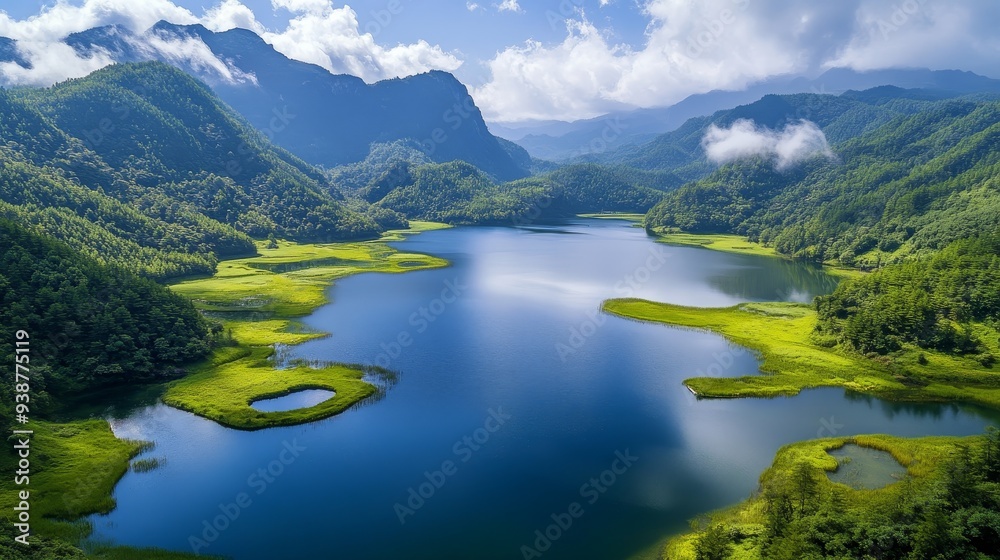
top-left (365, 161), bottom-right (665, 224)
top-left (0, 62), bottom-right (381, 280)
top-left (646, 99), bottom-right (1000, 268)
top-left (588, 88), bottom-right (962, 186)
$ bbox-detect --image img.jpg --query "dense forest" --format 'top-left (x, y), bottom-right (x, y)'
top-left (815, 234), bottom-right (1000, 357)
top-left (0, 219), bottom-right (214, 427)
top-left (0, 62), bottom-right (382, 280)
top-left (693, 430), bottom-right (1000, 560)
top-left (360, 160), bottom-right (667, 224)
top-left (644, 97), bottom-right (1000, 268)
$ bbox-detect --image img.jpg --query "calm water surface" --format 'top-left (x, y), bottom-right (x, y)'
top-left (88, 219), bottom-right (999, 559)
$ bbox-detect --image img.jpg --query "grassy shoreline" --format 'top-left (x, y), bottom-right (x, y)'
top-left (164, 221), bottom-right (450, 429)
top-left (602, 299), bottom-right (1000, 409)
top-left (662, 434), bottom-right (976, 559)
top-left (576, 212), bottom-right (646, 222)
top-left (0, 222), bottom-right (450, 557)
top-left (650, 228), bottom-right (862, 279)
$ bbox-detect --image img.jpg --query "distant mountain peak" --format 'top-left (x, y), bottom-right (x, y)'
top-left (45, 21), bottom-right (527, 180)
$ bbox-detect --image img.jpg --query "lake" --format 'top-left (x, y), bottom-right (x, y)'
top-left (88, 219), bottom-right (999, 559)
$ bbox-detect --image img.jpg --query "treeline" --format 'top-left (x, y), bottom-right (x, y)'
top-left (645, 98), bottom-right (1000, 268)
top-left (0, 62), bottom-right (382, 280)
top-left (0, 220), bottom-right (216, 427)
top-left (815, 234), bottom-right (1000, 357)
top-left (694, 430), bottom-right (1000, 559)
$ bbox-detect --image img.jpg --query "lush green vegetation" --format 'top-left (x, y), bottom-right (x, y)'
top-left (816, 234), bottom-right (1000, 357)
top-left (665, 430), bottom-right (1000, 559)
top-left (1, 62), bottom-right (382, 280)
top-left (0, 219), bottom-right (213, 426)
top-left (0, 422), bottom-right (211, 560)
top-left (602, 299), bottom-right (1000, 408)
top-left (361, 160), bottom-right (666, 224)
top-left (644, 97), bottom-right (1000, 268)
top-left (163, 226), bottom-right (448, 429)
top-left (589, 89), bottom-right (946, 180)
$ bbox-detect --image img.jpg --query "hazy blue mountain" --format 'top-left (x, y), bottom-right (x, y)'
top-left (43, 22), bottom-right (529, 181)
top-left (0, 37), bottom-right (30, 68)
top-left (498, 68), bottom-right (1000, 161)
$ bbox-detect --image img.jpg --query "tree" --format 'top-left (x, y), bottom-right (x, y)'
top-left (693, 524), bottom-right (732, 560)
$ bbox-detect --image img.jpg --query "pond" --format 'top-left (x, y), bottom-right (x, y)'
top-left (827, 444), bottom-right (909, 490)
top-left (249, 389), bottom-right (337, 413)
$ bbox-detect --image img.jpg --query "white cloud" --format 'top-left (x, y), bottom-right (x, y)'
top-left (702, 119), bottom-right (834, 169)
top-left (0, 0), bottom-right (198, 41)
top-left (0, 41), bottom-right (112, 86)
top-left (141, 28), bottom-right (258, 85)
top-left (203, 0), bottom-right (265, 34)
top-left (271, 0), bottom-right (332, 16)
top-left (260, 4), bottom-right (461, 82)
top-left (2, 0), bottom-right (999, 118)
top-left (473, 0), bottom-right (1000, 122)
top-left (0, 0), bottom-right (460, 87)
top-left (826, 2), bottom-right (1000, 75)
top-left (474, 0), bottom-right (803, 121)
top-left (497, 0), bottom-right (522, 13)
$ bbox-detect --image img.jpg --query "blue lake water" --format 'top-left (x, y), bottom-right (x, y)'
top-left (249, 389), bottom-right (337, 413)
top-left (88, 219), bottom-right (1000, 559)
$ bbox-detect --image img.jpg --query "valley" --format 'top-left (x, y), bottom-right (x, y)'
top-left (2, 6), bottom-right (1000, 559)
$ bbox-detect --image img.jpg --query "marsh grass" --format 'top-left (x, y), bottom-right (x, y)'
top-left (603, 299), bottom-right (1000, 409)
top-left (130, 458), bottom-right (163, 473)
top-left (163, 224), bottom-right (449, 429)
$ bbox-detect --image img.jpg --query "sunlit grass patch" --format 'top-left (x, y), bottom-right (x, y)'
top-left (602, 298), bottom-right (1000, 408)
top-left (163, 224), bottom-right (449, 429)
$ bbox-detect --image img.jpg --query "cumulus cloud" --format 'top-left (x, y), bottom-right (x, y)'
top-left (260, 4), bottom-right (461, 83)
top-left (203, 0), bottom-right (265, 34)
top-left (0, 0), bottom-right (202, 85)
top-left (473, 0), bottom-right (1000, 122)
top-left (0, 0), bottom-right (460, 87)
top-left (497, 0), bottom-right (522, 13)
top-left (702, 119), bottom-right (834, 169)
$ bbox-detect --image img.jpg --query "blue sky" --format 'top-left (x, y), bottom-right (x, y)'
top-left (2, 1), bottom-right (999, 122)
top-left (1, 0), bottom-right (651, 83)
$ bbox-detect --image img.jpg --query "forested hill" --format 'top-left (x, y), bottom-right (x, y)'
top-left (0, 219), bottom-right (213, 426)
top-left (645, 97), bottom-right (1000, 268)
top-left (32, 22), bottom-right (530, 181)
top-left (0, 62), bottom-right (381, 279)
top-left (585, 87), bottom-right (982, 186)
top-left (363, 161), bottom-right (666, 224)
top-left (815, 233), bottom-right (1000, 359)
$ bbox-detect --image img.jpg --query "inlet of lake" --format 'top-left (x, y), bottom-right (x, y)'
top-left (87, 218), bottom-right (1000, 559)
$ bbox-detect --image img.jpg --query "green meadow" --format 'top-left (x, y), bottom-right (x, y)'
top-left (164, 221), bottom-right (450, 429)
top-left (602, 299), bottom-right (1000, 409)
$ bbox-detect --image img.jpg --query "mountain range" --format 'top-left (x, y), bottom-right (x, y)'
top-left (494, 68), bottom-right (1000, 161)
top-left (1, 22), bottom-right (529, 181)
